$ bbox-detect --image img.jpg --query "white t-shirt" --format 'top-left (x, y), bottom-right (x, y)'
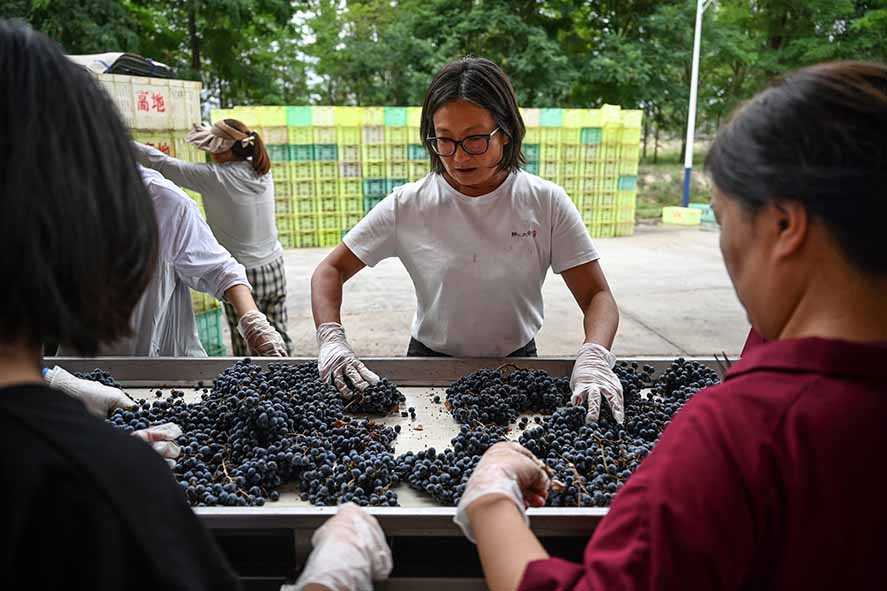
top-left (343, 171), bottom-right (599, 357)
top-left (134, 142), bottom-right (284, 269)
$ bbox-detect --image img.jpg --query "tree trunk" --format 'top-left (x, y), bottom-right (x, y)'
top-left (653, 118), bottom-right (660, 165)
top-left (188, 1), bottom-right (201, 73)
top-left (642, 108), bottom-right (650, 160)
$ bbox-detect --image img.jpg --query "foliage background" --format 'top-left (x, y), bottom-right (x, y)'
top-left (5, 0), bottom-right (886, 210)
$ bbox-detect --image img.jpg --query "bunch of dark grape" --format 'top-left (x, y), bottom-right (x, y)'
top-left (75, 368), bottom-right (126, 390)
top-left (108, 360), bottom-right (401, 508)
top-left (519, 359), bottom-right (720, 507)
top-left (395, 424), bottom-right (508, 505)
top-left (445, 366), bottom-right (571, 426)
top-left (100, 356), bottom-right (720, 509)
top-left (344, 378), bottom-right (406, 415)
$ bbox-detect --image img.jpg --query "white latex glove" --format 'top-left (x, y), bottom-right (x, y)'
top-left (44, 366), bottom-right (135, 418)
top-left (570, 343), bottom-right (625, 425)
top-left (316, 322), bottom-right (380, 398)
top-left (285, 503), bottom-right (392, 591)
top-left (454, 442), bottom-right (550, 543)
top-left (238, 310), bottom-right (288, 357)
top-left (133, 422), bottom-right (183, 468)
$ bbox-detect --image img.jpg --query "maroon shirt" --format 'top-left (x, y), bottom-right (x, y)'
top-left (519, 337), bottom-right (887, 590)
top-left (742, 328), bottom-right (767, 355)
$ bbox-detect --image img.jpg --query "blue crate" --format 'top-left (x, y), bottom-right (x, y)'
top-left (314, 144), bottom-right (338, 161)
top-left (363, 178), bottom-right (386, 198)
top-left (408, 143), bottom-right (427, 160)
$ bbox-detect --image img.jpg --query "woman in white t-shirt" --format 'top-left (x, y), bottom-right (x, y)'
top-left (312, 57), bottom-right (623, 424)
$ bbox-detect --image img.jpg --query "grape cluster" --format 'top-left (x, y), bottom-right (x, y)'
top-left (344, 379), bottom-right (406, 415)
top-left (75, 368), bottom-right (125, 389)
top-left (395, 424), bottom-right (508, 505)
top-left (445, 366), bottom-right (571, 425)
top-left (96, 357), bottom-right (719, 509)
top-left (520, 359), bottom-right (720, 507)
top-left (108, 360), bottom-right (403, 507)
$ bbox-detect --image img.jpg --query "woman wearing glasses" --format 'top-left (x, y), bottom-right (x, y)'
top-left (311, 57), bottom-right (622, 424)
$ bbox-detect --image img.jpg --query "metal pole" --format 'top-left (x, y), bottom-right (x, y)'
top-left (682, 0), bottom-right (706, 207)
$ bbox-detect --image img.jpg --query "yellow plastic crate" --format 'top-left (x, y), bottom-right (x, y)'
top-left (662, 206), bottom-right (702, 226)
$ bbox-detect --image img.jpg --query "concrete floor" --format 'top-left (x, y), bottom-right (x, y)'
top-left (275, 224), bottom-right (751, 357)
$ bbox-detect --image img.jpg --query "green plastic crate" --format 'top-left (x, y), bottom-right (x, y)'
top-left (363, 195), bottom-right (385, 212)
top-left (581, 127), bottom-right (603, 145)
top-left (196, 307), bottom-right (226, 356)
top-left (289, 144), bottom-right (315, 161)
top-left (314, 126), bottom-right (338, 144)
top-left (268, 144), bottom-right (289, 161)
top-left (385, 127), bottom-right (410, 144)
top-left (337, 127), bottom-right (362, 145)
top-left (340, 179), bottom-right (363, 198)
top-left (540, 108), bottom-right (564, 127)
top-left (315, 144), bottom-right (338, 161)
top-left (289, 127), bottom-right (314, 144)
top-left (286, 106), bottom-right (312, 127)
top-left (341, 195), bottom-right (364, 214)
top-left (385, 178), bottom-right (407, 192)
top-left (384, 107), bottom-right (408, 127)
top-left (339, 144), bottom-right (362, 161)
top-left (618, 175), bottom-right (638, 191)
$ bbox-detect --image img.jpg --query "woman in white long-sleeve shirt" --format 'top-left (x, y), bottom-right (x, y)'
top-left (133, 119), bottom-right (293, 355)
top-left (59, 166), bottom-right (287, 357)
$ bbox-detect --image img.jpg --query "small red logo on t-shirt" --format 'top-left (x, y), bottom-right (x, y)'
top-left (511, 229), bottom-right (537, 238)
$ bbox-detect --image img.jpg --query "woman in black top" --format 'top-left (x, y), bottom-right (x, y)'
top-left (0, 20), bottom-right (242, 591)
top-left (0, 21), bottom-right (392, 591)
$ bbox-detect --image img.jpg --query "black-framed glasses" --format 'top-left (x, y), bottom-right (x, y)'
top-left (426, 127), bottom-right (501, 156)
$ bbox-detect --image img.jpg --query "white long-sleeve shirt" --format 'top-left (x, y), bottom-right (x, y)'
top-left (133, 142), bottom-right (283, 268)
top-left (62, 167), bottom-right (250, 356)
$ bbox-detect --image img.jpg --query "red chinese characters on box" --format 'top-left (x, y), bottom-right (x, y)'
top-left (136, 90), bottom-right (168, 113)
top-left (151, 92), bottom-right (166, 112)
top-left (146, 142), bottom-right (171, 155)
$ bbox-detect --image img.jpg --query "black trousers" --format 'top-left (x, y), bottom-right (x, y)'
top-left (406, 337), bottom-right (538, 357)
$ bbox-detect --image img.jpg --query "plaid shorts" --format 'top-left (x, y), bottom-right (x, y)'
top-left (223, 255), bottom-right (293, 355)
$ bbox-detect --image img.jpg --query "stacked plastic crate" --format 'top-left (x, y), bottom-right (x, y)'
top-left (211, 104), bottom-right (642, 243)
top-left (616, 110), bottom-right (642, 236)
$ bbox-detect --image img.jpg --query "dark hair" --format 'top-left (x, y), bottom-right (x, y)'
top-left (225, 118), bottom-right (271, 176)
top-left (706, 61), bottom-right (887, 276)
top-left (0, 20), bottom-right (158, 354)
top-left (420, 57), bottom-right (526, 175)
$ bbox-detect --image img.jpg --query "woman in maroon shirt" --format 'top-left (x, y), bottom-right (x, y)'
top-left (454, 61), bottom-right (887, 590)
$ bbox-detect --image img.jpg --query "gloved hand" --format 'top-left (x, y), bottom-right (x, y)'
top-left (316, 322), bottom-right (380, 398)
top-left (570, 343), bottom-right (625, 424)
top-left (285, 503), bottom-right (392, 591)
top-left (454, 442), bottom-right (550, 543)
top-left (132, 423), bottom-right (183, 468)
top-left (44, 366), bottom-right (135, 418)
top-left (237, 310), bottom-right (288, 357)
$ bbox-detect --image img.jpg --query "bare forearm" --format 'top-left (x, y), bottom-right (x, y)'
top-left (583, 289), bottom-right (618, 349)
top-left (311, 263), bottom-right (345, 328)
top-left (469, 498), bottom-right (549, 591)
top-left (224, 284), bottom-right (258, 318)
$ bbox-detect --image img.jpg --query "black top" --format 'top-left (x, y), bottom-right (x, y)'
top-left (0, 383), bottom-right (241, 590)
